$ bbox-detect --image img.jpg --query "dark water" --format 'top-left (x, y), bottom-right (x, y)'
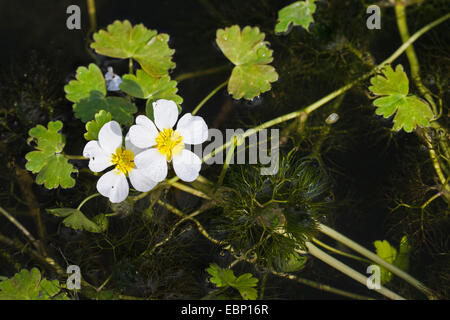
top-left (0, 0), bottom-right (448, 299)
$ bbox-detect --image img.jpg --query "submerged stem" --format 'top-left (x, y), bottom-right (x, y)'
top-left (317, 223), bottom-right (436, 299)
top-left (77, 193), bottom-right (101, 211)
top-left (304, 242), bottom-right (405, 300)
top-left (192, 80), bottom-right (228, 115)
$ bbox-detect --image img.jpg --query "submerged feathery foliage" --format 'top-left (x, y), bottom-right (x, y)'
top-left (214, 151), bottom-right (332, 270)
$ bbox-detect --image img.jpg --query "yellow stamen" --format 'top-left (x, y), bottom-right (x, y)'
top-left (111, 147), bottom-right (135, 175)
top-left (155, 128), bottom-right (184, 161)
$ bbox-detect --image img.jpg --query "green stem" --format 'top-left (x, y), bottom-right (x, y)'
top-left (317, 223), bottom-right (436, 299)
top-left (171, 181), bottom-right (211, 200)
top-left (77, 193), bottom-right (101, 211)
top-left (271, 269), bottom-right (375, 300)
top-left (217, 136), bottom-right (237, 186)
top-left (304, 242), bottom-right (405, 300)
top-left (129, 58), bottom-right (133, 74)
top-left (395, 4), bottom-right (450, 202)
top-left (175, 65), bottom-right (231, 82)
top-left (157, 200), bottom-right (225, 245)
top-left (312, 237), bottom-right (372, 264)
top-left (64, 154), bottom-right (87, 160)
top-left (0, 206), bottom-right (39, 251)
top-left (192, 80), bottom-right (228, 115)
top-left (394, 3), bottom-right (437, 113)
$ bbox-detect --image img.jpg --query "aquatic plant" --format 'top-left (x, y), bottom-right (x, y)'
top-left (0, 0), bottom-right (449, 300)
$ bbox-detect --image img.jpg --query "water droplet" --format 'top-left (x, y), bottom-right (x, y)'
top-left (257, 48), bottom-right (267, 58)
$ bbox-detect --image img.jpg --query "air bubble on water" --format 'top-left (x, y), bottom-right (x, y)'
top-left (325, 113), bottom-right (339, 125)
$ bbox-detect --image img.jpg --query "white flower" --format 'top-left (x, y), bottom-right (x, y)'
top-left (83, 121), bottom-right (158, 203)
top-left (129, 99), bottom-right (208, 183)
top-left (105, 67), bottom-right (122, 91)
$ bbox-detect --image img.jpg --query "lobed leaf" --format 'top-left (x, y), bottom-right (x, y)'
top-left (84, 110), bottom-right (113, 141)
top-left (91, 20), bottom-right (175, 77)
top-left (64, 64), bottom-right (106, 103)
top-left (216, 25), bottom-right (278, 100)
top-left (275, 0), bottom-right (317, 34)
top-left (228, 64), bottom-right (278, 100)
top-left (206, 263), bottom-right (258, 300)
top-left (120, 70), bottom-right (183, 115)
top-left (25, 121), bottom-right (77, 189)
top-left (74, 95), bottom-right (137, 125)
top-left (0, 268), bottom-right (68, 300)
top-left (368, 65), bottom-right (434, 133)
top-left (47, 208), bottom-right (105, 233)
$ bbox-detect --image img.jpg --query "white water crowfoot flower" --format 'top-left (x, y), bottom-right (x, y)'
top-left (83, 121), bottom-right (158, 203)
top-left (129, 99), bottom-right (208, 183)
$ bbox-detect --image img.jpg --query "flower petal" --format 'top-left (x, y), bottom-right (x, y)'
top-left (83, 140), bottom-right (113, 172)
top-left (124, 133), bottom-right (145, 156)
top-left (129, 168), bottom-right (158, 192)
top-left (96, 170), bottom-right (129, 203)
top-left (176, 113), bottom-right (208, 145)
top-left (153, 99), bottom-right (179, 130)
top-left (172, 149), bottom-right (202, 182)
top-left (129, 115), bottom-right (159, 149)
top-left (134, 148), bottom-right (168, 182)
top-left (98, 121), bottom-right (123, 154)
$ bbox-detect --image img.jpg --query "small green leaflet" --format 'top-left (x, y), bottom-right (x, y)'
top-left (275, 0), bottom-right (317, 34)
top-left (216, 25), bottom-right (278, 100)
top-left (373, 240), bottom-right (397, 284)
top-left (47, 208), bottom-right (106, 233)
top-left (373, 236), bottom-right (411, 285)
top-left (91, 20), bottom-right (175, 77)
top-left (84, 110), bottom-right (112, 141)
top-left (25, 121), bottom-right (77, 189)
top-left (368, 64), bottom-right (434, 132)
top-left (64, 63), bottom-right (137, 125)
top-left (206, 263), bottom-right (258, 300)
top-left (0, 268), bottom-right (69, 300)
top-left (64, 64), bottom-right (106, 102)
top-left (120, 70), bottom-right (183, 117)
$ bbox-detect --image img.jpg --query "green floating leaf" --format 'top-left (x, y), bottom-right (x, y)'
top-left (229, 64), bottom-right (278, 100)
top-left (206, 263), bottom-right (258, 300)
top-left (64, 63), bottom-right (106, 103)
top-left (84, 110), bottom-right (112, 141)
top-left (368, 65), bottom-right (434, 133)
top-left (25, 121), bottom-right (77, 189)
top-left (120, 69), bottom-right (183, 116)
top-left (91, 20), bottom-right (175, 77)
top-left (74, 94), bottom-right (137, 125)
top-left (47, 208), bottom-right (104, 233)
top-left (275, 0), bottom-right (317, 34)
top-left (65, 64), bottom-right (137, 124)
top-left (0, 268), bottom-right (68, 300)
top-left (216, 25), bottom-right (278, 100)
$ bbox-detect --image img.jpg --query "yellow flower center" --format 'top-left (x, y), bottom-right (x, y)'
top-left (111, 147), bottom-right (135, 175)
top-left (155, 128), bottom-right (184, 161)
